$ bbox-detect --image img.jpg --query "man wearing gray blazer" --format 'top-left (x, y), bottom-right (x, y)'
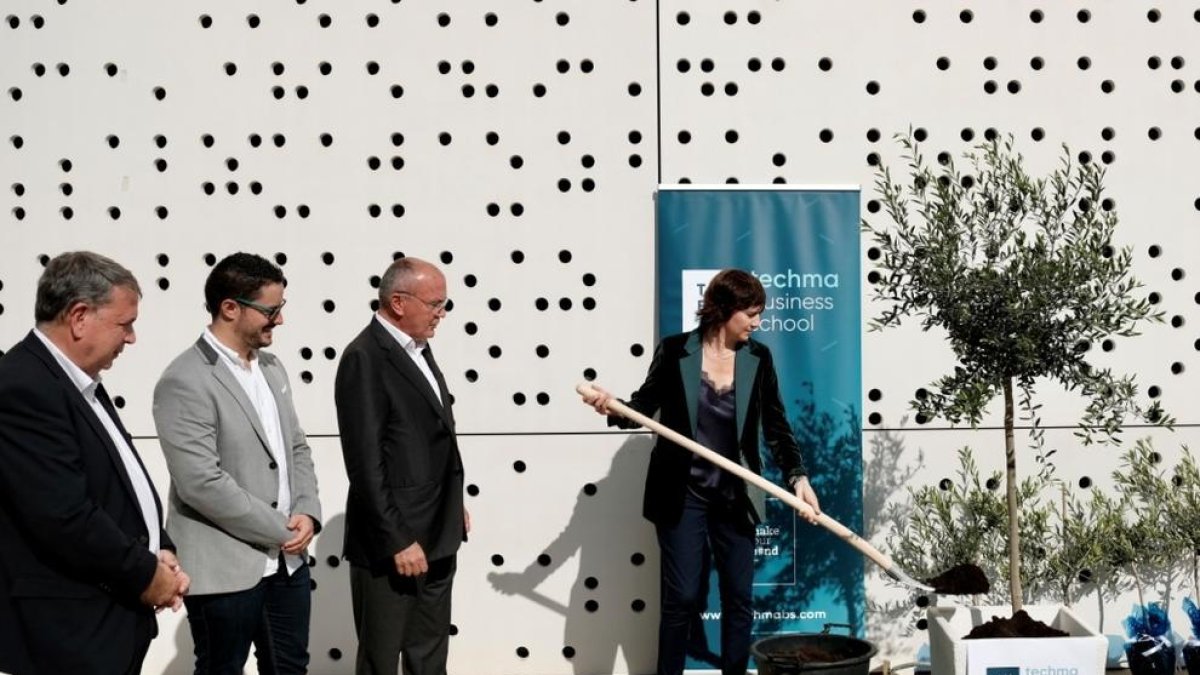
top-left (153, 252), bottom-right (321, 675)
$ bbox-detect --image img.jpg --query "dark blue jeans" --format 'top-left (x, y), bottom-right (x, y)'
top-left (184, 563), bottom-right (312, 675)
top-left (656, 487), bottom-right (755, 675)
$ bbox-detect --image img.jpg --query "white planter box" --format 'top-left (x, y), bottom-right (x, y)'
top-left (928, 605), bottom-right (1107, 675)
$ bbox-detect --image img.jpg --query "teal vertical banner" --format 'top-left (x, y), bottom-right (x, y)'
top-left (656, 186), bottom-right (864, 667)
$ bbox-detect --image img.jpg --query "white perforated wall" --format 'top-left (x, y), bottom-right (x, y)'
top-left (4, 1), bottom-right (1200, 672)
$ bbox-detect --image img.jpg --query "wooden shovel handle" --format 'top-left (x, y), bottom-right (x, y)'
top-left (576, 382), bottom-right (898, 574)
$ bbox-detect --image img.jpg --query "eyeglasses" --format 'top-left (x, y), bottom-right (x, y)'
top-left (396, 291), bottom-right (449, 313)
top-left (235, 297), bottom-right (286, 322)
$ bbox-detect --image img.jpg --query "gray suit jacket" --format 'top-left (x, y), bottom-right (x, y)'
top-left (153, 336), bottom-right (321, 595)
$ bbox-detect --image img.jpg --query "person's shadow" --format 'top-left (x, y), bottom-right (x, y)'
top-left (488, 436), bottom-right (659, 675)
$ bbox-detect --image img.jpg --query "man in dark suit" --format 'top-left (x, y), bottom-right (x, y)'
top-left (335, 256), bottom-right (468, 675)
top-left (0, 251), bottom-right (189, 675)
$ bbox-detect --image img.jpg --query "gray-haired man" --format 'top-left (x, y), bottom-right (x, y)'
top-left (0, 251), bottom-right (188, 675)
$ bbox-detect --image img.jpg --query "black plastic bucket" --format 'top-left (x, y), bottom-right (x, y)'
top-left (1125, 638), bottom-right (1175, 675)
top-left (1183, 642), bottom-right (1200, 675)
top-left (751, 625), bottom-right (877, 675)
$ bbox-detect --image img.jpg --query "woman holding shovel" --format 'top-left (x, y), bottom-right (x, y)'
top-left (581, 268), bottom-right (821, 675)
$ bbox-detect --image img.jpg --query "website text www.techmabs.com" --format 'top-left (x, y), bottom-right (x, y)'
top-left (700, 609), bottom-right (829, 621)
top-left (988, 662), bottom-right (1084, 667)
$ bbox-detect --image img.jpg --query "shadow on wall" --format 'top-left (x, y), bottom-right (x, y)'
top-left (161, 513), bottom-right (355, 674)
top-left (488, 436), bottom-right (659, 675)
top-left (310, 513), bottom-right (355, 671)
top-left (862, 423), bottom-right (926, 656)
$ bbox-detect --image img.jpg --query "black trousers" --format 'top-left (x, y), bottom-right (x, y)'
top-left (350, 556), bottom-right (456, 675)
top-left (655, 487), bottom-right (755, 675)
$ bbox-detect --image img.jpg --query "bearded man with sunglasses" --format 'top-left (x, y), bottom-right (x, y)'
top-left (153, 252), bottom-right (321, 674)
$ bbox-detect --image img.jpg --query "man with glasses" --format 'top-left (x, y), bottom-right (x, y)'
top-left (153, 252), bottom-right (321, 674)
top-left (335, 256), bottom-right (468, 675)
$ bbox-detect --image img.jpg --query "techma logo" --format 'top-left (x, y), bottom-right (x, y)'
top-left (680, 269), bottom-right (721, 332)
top-left (985, 669), bottom-right (1020, 675)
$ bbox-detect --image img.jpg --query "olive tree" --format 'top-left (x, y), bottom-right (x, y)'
top-left (863, 132), bottom-right (1169, 613)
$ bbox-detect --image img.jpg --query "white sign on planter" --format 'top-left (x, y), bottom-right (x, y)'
top-left (928, 605), bottom-right (1107, 675)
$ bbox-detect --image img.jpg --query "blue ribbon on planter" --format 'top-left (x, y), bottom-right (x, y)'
top-left (1185, 597), bottom-right (1200, 639)
top-left (1124, 602), bottom-right (1171, 641)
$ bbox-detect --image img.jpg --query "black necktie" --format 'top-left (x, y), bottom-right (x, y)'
top-left (95, 383), bottom-right (132, 442)
top-left (421, 346), bottom-right (454, 423)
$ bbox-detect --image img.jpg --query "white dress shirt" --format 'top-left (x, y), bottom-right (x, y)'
top-left (202, 329), bottom-right (301, 577)
top-left (374, 313), bottom-right (442, 404)
top-left (33, 328), bottom-right (160, 553)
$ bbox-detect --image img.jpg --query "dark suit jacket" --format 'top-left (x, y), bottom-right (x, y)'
top-left (612, 331), bottom-right (809, 527)
top-left (335, 318), bottom-right (465, 574)
top-left (0, 331), bottom-right (171, 675)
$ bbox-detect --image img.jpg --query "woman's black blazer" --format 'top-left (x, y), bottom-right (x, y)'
top-left (611, 330), bottom-right (808, 527)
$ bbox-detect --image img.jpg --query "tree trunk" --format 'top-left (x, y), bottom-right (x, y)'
top-left (1193, 551), bottom-right (1198, 601)
top-left (1004, 377), bottom-right (1023, 612)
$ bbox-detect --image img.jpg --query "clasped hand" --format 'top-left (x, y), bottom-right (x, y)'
top-left (140, 549), bottom-right (190, 613)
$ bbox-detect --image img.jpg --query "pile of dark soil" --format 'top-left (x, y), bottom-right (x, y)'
top-left (771, 644), bottom-right (844, 662)
top-left (964, 610), bottom-right (1068, 639)
top-left (925, 564), bottom-right (990, 595)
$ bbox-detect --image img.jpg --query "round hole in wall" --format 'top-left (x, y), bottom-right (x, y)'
top-left (513, 460), bottom-right (526, 473)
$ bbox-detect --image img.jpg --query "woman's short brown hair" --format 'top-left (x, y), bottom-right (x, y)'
top-left (695, 268), bottom-right (766, 336)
